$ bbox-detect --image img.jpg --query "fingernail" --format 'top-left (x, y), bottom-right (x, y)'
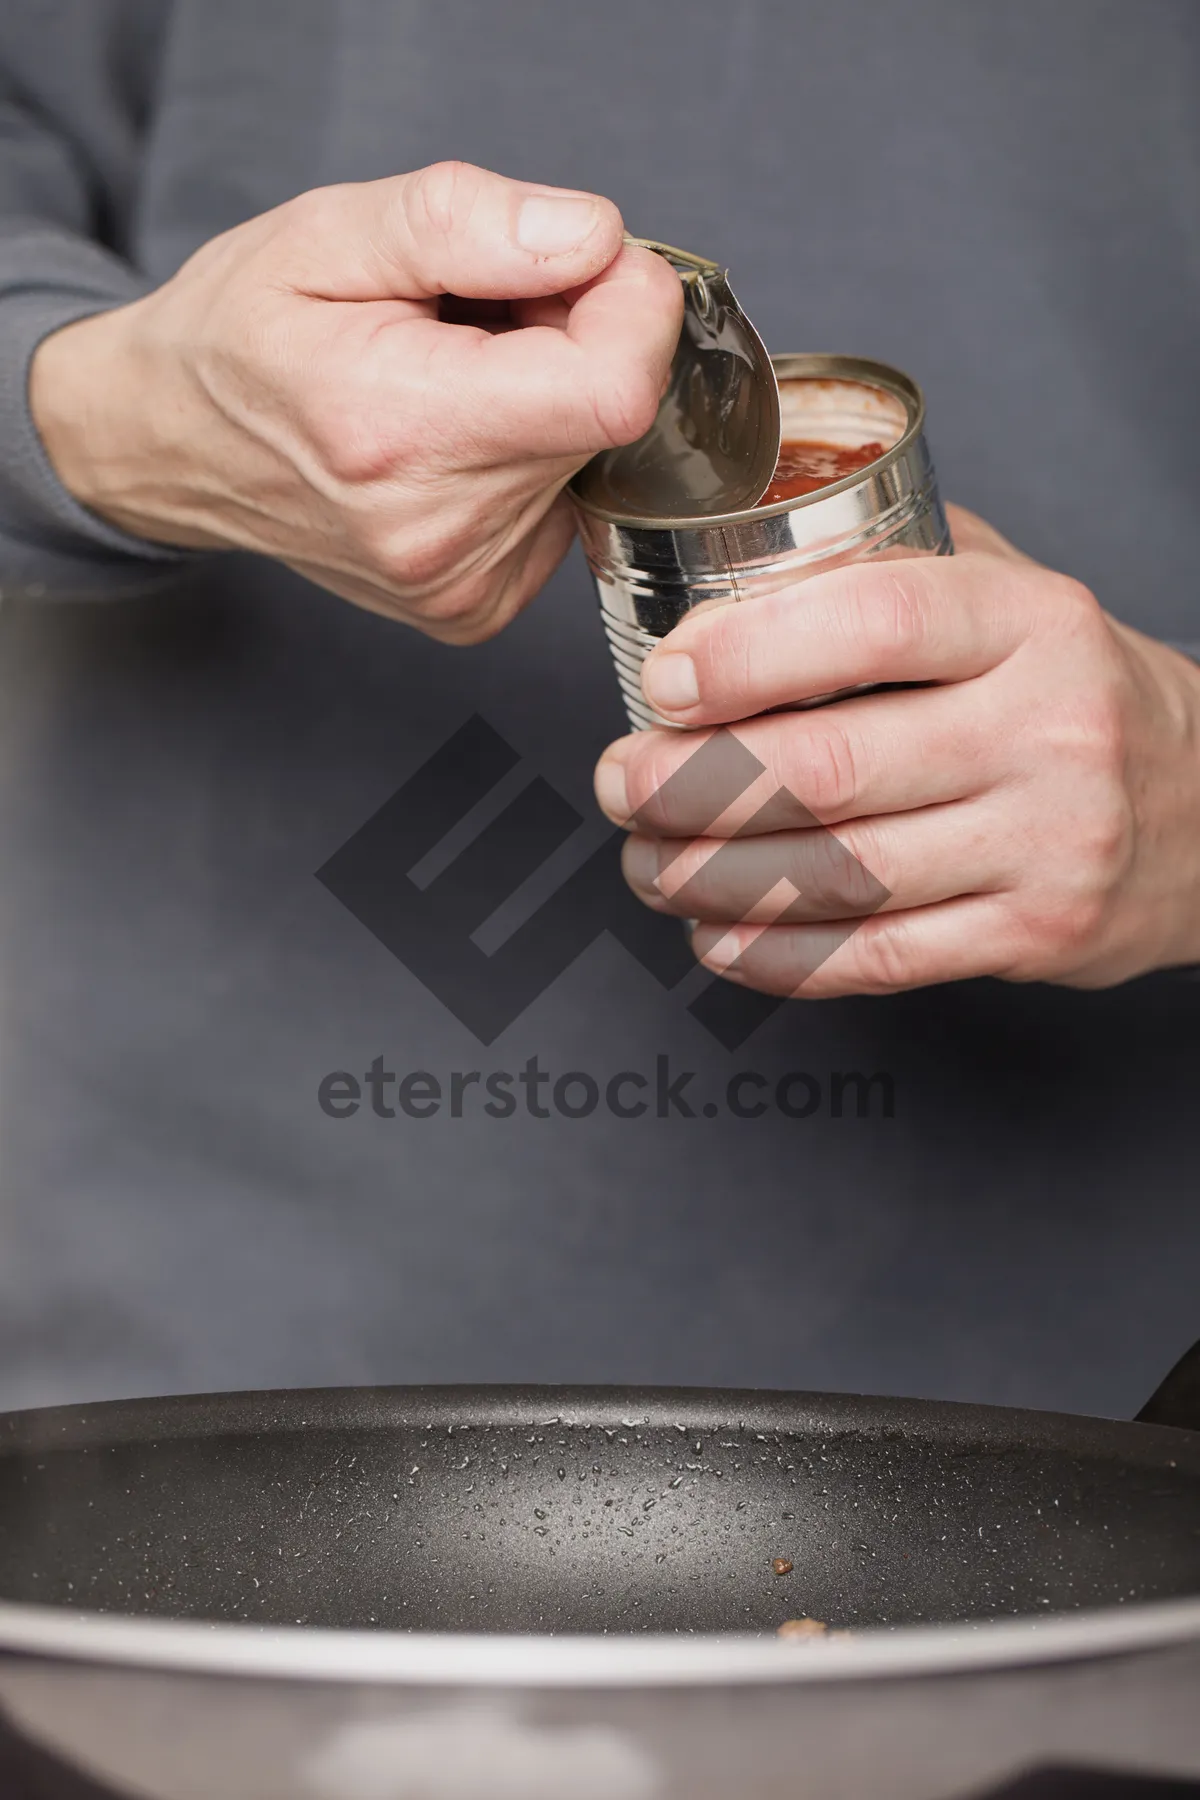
top-left (698, 927), bottom-right (747, 977)
top-left (644, 652), bottom-right (699, 713)
top-left (594, 755), bottom-right (629, 822)
top-left (517, 194), bottom-right (599, 255)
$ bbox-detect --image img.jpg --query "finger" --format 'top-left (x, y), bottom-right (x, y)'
top-left (281, 160), bottom-right (625, 302)
top-left (638, 551), bottom-right (1037, 724)
top-left (623, 798), bottom-right (1007, 923)
top-left (596, 684), bottom-right (1003, 837)
top-left (510, 293), bottom-right (572, 331)
top-left (690, 894), bottom-right (1014, 998)
top-left (407, 243), bottom-right (682, 462)
top-left (945, 502), bottom-right (1035, 563)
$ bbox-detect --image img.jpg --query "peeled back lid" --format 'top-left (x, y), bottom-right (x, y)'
top-left (571, 238), bottom-right (782, 521)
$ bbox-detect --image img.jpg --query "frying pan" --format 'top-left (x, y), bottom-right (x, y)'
top-left (0, 1343), bottom-right (1197, 1800)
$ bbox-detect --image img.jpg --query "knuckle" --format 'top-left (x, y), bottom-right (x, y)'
top-left (1053, 572), bottom-right (1104, 633)
top-left (853, 915), bottom-right (918, 991)
top-left (284, 183), bottom-right (345, 239)
top-left (1022, 891), bottom-right (1108, 965)
top-left (1080, 680), bottom-right (1128, 766)
top-left (1009, 783), bottom-right (1131, 974)
top-left (1066, 890), bottom-right (1111, 949)
top-left (407, 159), bottom-right (475, 240)
top-left (1045, 672), bottom-right (1129, 776)
top-left (1076, 788), bottom-right (1134, 883)
top-left (315, 412), bottom-right (397, 485)
top-left (300, 361), bottom-right (409, 485)
top-left (281, 183), bottom-right (384, 271)
top-left (795, 718), bottom-right (865, 819)
top-left (369, 521), bottom-right (458, 593)
top-left (800, 824), bottom-right (890, 915)
top-left (844, 562), bottom-right (930, 661)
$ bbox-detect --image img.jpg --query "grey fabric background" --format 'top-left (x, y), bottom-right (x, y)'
top-left (0, 0), bottom-right (1197, 1419)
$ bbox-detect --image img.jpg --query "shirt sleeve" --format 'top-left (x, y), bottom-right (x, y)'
top-left (0, 16), bottom-right (201, 600)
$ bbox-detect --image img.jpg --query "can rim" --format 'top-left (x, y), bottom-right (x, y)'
top-left (569, 353), bottom-right (926, 532)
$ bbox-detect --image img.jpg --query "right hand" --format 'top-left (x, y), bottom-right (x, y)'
top-left (30, 161), bottom-right (683, 643)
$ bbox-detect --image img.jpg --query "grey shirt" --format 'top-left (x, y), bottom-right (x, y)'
top-left (0, 0), bottom-right (1197, 1418)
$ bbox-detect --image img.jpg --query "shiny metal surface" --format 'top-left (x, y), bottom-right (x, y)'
top-left (571, 238), bottom-right (781, 520)
top-left (1, 1380), bottom-right (1200, 1797)
top-left (572, 354), bottom-right (951, 731)
top-left (3, 1637), bottom-right (1200, 1800)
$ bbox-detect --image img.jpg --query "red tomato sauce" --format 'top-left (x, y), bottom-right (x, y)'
top-left (756, 438), bottom-right (886, 507)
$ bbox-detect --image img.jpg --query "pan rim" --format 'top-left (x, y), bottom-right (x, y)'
top-left (3, 1383), bottom-right (1197, 1686)
top-left (4, 1381), bottom-right (1199, 1457)
top-left (0, 1594), bottom-right (1198, 1687)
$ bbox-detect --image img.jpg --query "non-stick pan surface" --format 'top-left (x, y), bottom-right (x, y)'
top-left (2, 1383), bottom-right (1198, 1636)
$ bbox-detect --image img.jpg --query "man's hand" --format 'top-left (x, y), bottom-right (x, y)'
top-left (594, 506), bottom-right (1200, 995)
top-left (30, 161), bottom-right (682, 643)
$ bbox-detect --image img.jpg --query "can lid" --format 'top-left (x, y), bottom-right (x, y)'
top-left (571, 237), bottom-right (781, 521)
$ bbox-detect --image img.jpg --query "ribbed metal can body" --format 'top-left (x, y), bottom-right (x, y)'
top-left (571, 354), bottom-right (951, 731)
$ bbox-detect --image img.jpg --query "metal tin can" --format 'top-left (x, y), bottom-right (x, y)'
top-left (570, 353), bottom-right (951, 731)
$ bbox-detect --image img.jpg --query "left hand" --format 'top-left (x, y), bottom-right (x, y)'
top-left (593, 505), bottom-right (1200, 997)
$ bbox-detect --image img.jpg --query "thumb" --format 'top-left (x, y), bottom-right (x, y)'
top-left (280, 160), bottom-right (625, 303)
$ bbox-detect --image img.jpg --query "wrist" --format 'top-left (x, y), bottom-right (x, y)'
top-left (31, 307), bottom-right (137, 522)
top-left (1126, 625), bottom-right (1200, 970)
top-left (29, 304), bottom-right (220, 551)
